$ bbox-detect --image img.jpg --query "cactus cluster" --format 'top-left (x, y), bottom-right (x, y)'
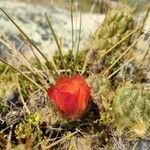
top-left (88, 8), bottom-right (134, 73)
top-left (87, 74), bottom-right (114, 124)
top-left (112, 83), bottom-right (150, 137)
top-left (87, 74), bottom-right (111, 96)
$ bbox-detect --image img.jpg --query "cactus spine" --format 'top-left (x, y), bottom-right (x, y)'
top-left (112, 83), bottom-right (150, 137)
top-left (88, 8), bottom-right (134, 73)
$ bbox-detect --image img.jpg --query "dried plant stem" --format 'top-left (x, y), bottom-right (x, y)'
top-left (90, 2), bottom-right (96, 13)
top-left (45, 131), bottom-right (78, 149)
top-left (0, 39), bottom-right (33, 72)
top-left (0, 58), bottom-right (45, 92)
top-left (137, 5), bottom-right (150, 37)
top-left (29, 44), bottom-right (43, 69)
top-left (50, 56), bottom-right (60, 75)
top-left (81, 40), bottom-right (96, 74)
top-left (18, 50), bottom-right (48, 82)
top-left (132, 141), bottom-right (138, 150)
top-left (0, 33), bottom-right (35, 72)
top-left (81, 25), bottom-right (142, 74)
top-left (0, 8), bottom-right (58, 74)
top-left (100, 25), bottom-right (142, 58)
top-left (103, 34), bottom-right (144, 76)
top-left (0, 38), bottom-right (49, 86)
top-left (28, 45), bottom-right (55, 83)
top-left (45, 13), bottom-right (67, 74)
top-left (17, 77), bottom-right (31, 114)
top-left (29, 45), bottom-right (48, 71)
top-left (107, 57), bottom-right (134, 79)
top-left (6, 125), bottom-right (13, 150)
top-left (0, 38), bottom-right (34, 73)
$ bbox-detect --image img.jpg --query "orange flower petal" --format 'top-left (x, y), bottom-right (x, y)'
top-left (49, 88), bottom-right (79, 119)
top-left (57, 84), bottom-right (78, 95)
top-left (47, 74), bottom-right (91, 120)
top-left (55, 76), bottom-right (72, 87)
top-left (72, 74), bottom-right (85, 86)
top-left (48, 87), bottom-right (56, 103)
top-left (55, 76), bottom-right (78, 95)
top-left (77, 83), bottom-right (90, 113)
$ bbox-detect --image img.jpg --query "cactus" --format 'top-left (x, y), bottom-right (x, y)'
top-left (112, 83), bottom-right (150, 137)
top-left (87, 74), bottom-right (114, 124)
top-left (87, 74), bottom-right (111, 96)
top-left (88, 8), bottom-right (134, 73)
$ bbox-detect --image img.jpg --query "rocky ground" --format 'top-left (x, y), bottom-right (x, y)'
top-left (0, 0), bottom-right (105, 59)
top-left (0, 0), bottom-right (149, 58)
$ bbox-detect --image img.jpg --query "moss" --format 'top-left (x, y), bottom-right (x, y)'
top-left (18, 74), bottom-right (36, 98)
top-left (15, 113), bottom-right (42, 142)
top-left (0, 102), bottom-right (9, 115)
top-left (0, 63), bottom-right (17, 99)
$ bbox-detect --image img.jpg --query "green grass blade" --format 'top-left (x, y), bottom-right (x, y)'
top-left (71, 0), bottom-right (74, 62)
top-left (74, 12), bottom-right (82, 63)
top-left (45, 13), bottom-right (67, 74)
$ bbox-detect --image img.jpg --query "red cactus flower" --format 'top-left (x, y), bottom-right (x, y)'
top-left (47, 74), bottom-right (90, 120)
